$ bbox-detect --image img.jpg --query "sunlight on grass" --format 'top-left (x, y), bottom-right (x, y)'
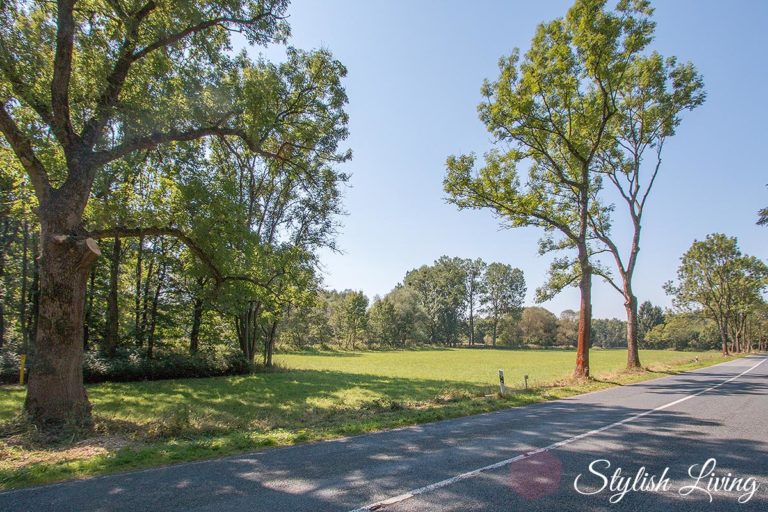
top-left (0, 349), bottom-right (733, 490)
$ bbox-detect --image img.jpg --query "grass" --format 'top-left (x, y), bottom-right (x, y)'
top-left (0, 348), bottom-right (735, 490)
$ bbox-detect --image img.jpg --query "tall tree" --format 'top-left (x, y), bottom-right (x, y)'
top-left (481, 263), bottom-right (525, 346)
top-left (665, 234), bottom-right (768, 355)
top-left (589, 51), bottom-right (704, 369)
top-left (445, 0), bottom-right (654, 376)
top-left (637, 300), bottom-right (664, 344)
top-left (0, 1), bottom-right (350, 427)
top-left (461, 258), bottom-right (487, 345)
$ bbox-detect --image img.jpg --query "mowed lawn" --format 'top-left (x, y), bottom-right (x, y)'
top-left (0, 349), bottom-right (730, 489)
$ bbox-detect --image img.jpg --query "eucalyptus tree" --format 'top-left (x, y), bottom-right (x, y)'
top-left (445, 0), bottom-right (654, 376)
top-left (589, 51), bottom-right (704, 368)
top-left (481, 262), bottom-right (525, 346)
top-left (0, 1), bottom-right (350, 427)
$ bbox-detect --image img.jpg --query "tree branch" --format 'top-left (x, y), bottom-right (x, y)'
top-left (85, 226), bottom-right (271, 291)
top-left (51, 0), bottom-right (78, 148)
top-left (0, 102), bottom-right (52, 203)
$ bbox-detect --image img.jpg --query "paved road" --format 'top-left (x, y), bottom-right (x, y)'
top-left (2, 356), bottom-right (766, 512)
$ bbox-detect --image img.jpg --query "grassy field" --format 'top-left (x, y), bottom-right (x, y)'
top-left (0, 348), bottom-right (733, 490)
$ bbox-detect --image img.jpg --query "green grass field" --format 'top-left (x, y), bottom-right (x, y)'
top-left (0, 348), bottom-right (732, 489)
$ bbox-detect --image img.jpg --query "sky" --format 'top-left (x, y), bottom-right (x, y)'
top-left (244, 0), bottom-right (768, 319)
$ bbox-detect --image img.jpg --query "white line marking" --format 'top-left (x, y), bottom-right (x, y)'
top-left (348, 357), bottom-right (767, 512)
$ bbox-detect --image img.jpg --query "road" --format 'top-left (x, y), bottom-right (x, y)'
top-left (2, 355), bottom-right (766, 511)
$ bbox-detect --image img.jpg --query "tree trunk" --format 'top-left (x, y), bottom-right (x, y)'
top-left (575, 258), bottom-right (591, 378)
top-left (718, 320), bottom-right (729, 356)
top-left (134, 236), bottom-right (143, 340)
top-left (264, 319), bottom-right (278, 367)
top-left (83, 267), bottom-right (95, 350)
top-left (189, 295), bottom-right (204, 355)
top-left (104, 236), bottom-right (121, 356)
top-left (146, 260), bottom-right (166, 359)
top-left (138, 251), bottom-right (154, 347)
top-left (0, 217), bottom-right (7, 348)
top-left (469, 300), bottom-right (474, 346)
top-left (26, 232), bottom-right (40, 349)
top-left (24, 226), bottom-right (100, 428)
top-left (625, 292), bottom-right (641, 369)
top-left (20, 219), bottom-right (29, 347)
top-left (492, 315), bottom-right (498, 347)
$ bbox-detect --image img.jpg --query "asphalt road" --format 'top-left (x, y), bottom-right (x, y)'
top-left (2, 355), bottom-right (766, 512)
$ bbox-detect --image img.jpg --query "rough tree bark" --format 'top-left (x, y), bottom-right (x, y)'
top-left (575, 250), bottom-right (592, 378)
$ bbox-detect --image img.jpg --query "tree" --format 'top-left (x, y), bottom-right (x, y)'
top-left (665, 234), bottom-right (768, 355)
top-left (0, 1), bottom-right (351, 427)
top-left (461, 258), bottom-right (487, 345)
top-left (589, 49), bottom-right (704, 369)
top-left (518, 307), bottom-right (558, 347)
top-left (481, 263), bottom-right (525, 346)
top-left (445, 0), bottom-right (655, 377)
top-left (342, 291), bottom-right (368, 350)
top-left (637, 300), bottom-right (664, 345)
top-left (404, 257), bottom-right (467, 345)
top-left (557, 309), bottom-right (579, 347)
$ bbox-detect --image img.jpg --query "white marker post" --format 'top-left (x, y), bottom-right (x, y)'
top-left (498, 369), bottom-right (505, 396)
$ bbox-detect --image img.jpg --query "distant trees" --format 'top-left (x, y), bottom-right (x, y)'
top-left (481, 263), bottom-right (526, 346)
top-left (637, 301), bottom-right (664, 345)
top-left (644, 312), bottom-right (718, 351)
top-left (518, 307), bottom-right (559, 347)
top-left (665, 234), bottom-right (768, 355)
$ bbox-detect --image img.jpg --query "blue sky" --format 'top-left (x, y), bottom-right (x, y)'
top-left (249, 0), bottom-right (767, 319)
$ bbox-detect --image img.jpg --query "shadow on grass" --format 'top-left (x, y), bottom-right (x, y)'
top-left (1, 388), bottom-right (766, 511)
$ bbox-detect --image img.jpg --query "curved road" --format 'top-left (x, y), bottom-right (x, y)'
top-left (2, 355), bottom-right (766, 511)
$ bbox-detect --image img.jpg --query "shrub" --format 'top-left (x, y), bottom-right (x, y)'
top-left (0, 345), bottom-right (251, 385)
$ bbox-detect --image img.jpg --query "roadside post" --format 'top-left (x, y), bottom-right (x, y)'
top-left (498, 369), bottom-right (505, 396)
top-left (524, 374), bottom-right (529, 390)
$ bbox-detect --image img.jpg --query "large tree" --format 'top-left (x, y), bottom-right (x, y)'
top-left (445, 0), bottom-right (654, 376)
top-left (0, 1), bottom-right (350, 427)
top-left (589, 51), bottom-right (704, 369)
top-left (665, 234), bottom-right (768, 355)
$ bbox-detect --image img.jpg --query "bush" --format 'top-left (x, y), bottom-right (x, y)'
top-left (82, 348), bottom-right (252, 383)
top-left (0, 344), bottom-right (252, 385)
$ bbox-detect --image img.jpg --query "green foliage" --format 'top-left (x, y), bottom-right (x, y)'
top-left (518, 307), bottom-right (559, 346)
top-left (644, 312), bottom-right (719, 351)
top-left (637, 300), bottom-right (664, 343)
top-left (665, 234), bottom-right (767, 344)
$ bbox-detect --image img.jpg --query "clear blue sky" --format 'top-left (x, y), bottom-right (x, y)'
top-left (249, 0), bottom-right (768, 319)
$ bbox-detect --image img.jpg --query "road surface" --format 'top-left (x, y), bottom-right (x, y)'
top-left (2, 355), bottom-right (766, 511)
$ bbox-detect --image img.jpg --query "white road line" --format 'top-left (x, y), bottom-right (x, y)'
top-left (348, 357), bottom-right (767, 512)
